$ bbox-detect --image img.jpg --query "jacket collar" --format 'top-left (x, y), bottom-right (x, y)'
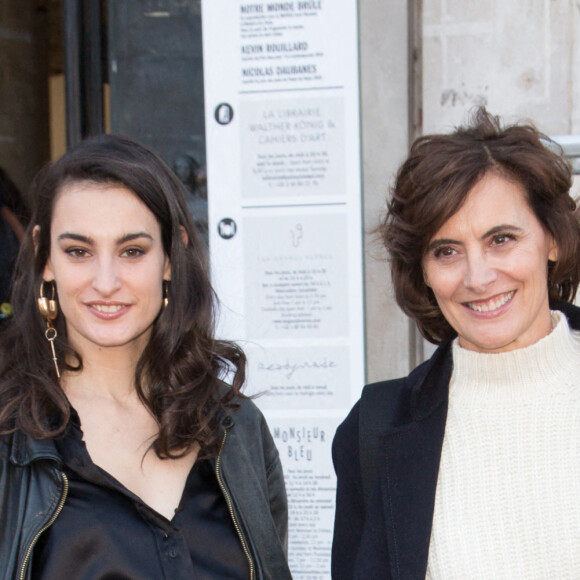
top-left (9, 430), bottom-right (61, 467)
top-left (380, 302), bottom-right (580, 579)
top-left (553, 300), bottom-right (580, 331)
top-left (409, 333), bottom-right (454, 421)
top-left (8, 402), bottom-right (238, 469)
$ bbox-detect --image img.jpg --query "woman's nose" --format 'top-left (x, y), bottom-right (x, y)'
top-left (92, 259), bottom-right (121, 295)
top-left (463, 252), bottom-right (497, 291)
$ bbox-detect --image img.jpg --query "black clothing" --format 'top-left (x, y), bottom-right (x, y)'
top-left (331, 302), bottom-right (580, 580)
top-left (32, 412), bottom-right (249, 579)
top-left (0, 395), bottom-right (292, 580)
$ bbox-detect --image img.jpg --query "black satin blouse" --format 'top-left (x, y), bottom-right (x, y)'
top-left (31, 415), bottom-right (250, 579)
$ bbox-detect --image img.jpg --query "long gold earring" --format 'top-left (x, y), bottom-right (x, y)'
top-left (38, 281), bottom-right (60, 378)
top-left (163, 280), bottom-right (169, 310)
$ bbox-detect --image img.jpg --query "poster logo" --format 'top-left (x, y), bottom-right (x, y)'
top-left (215, 103), bottom-right (234, 125)
top-left (217, 217), bottom-right (237, 239)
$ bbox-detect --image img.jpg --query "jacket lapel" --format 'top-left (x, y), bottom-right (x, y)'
top-left (380, 340), bottom-right (453, 579)
top-left (380, 406), bottom-right (447, 579)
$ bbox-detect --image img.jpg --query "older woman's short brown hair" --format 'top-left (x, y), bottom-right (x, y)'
top-left (381, 107), bottom-right (580, 344)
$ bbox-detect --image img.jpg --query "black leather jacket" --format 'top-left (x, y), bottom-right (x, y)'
top-left (0, 397), bottom-right (292, 580)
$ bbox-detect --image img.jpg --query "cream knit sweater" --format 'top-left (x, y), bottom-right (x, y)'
top-left (426, 312), bottom-right (580, 579)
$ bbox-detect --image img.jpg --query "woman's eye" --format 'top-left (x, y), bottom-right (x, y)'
top-left (434, 246), bottom-right (455, 258)
top-left (122, 248), bottom-right (145, 258)
top-left (491, 233), bottom-right (515, 245)
top-left (66, 248), bottom-right (89, 258)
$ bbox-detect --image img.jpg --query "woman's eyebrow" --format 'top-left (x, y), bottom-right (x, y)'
top-left (57, 232), bottom-right (93, 243)
top-left (117, 232), bottom-right (154, 244)
top-left (482, 224), bottom-right (524, 239)
top-left (427, 224), bottom-right (525, 251)
top-left (56, 232), bottom-right (154, 244)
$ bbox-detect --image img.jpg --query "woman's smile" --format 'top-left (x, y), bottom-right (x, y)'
top-left (88, 302), bottom-right (130, 317)
top-left (463, 290), bottom-right (515, 314)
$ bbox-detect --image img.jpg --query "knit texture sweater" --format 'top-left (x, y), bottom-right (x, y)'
top-left (426, 312), bottom-right (580, 579)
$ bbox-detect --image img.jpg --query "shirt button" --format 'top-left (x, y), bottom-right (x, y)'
top-left (169, 549), bottom-right (177, 559)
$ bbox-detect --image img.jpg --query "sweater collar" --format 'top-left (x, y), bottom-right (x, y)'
top-left (449, 311), bottom-right (580, 405)
top-left (409, 302), bottom-right (580, 420)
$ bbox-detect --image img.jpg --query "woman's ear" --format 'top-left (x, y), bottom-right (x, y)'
top-left (180, 225), bottom-right (189, 246)
top-left (43, 259), bottom-right (55, 282)
top-left (163, 227), bottom-right (189, 281)
top-left (33, 225), bottom-right (55, 280)
top-left (163, 257), bottom-right (171, 281)
top-left (548, 237), bottom-right (558, 262)
top-left (32, 225), bottom-right (41, 253)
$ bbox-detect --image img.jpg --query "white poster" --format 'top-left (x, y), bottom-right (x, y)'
top-left (270, 416), bottom-right (340, 579)
top-left (240, 97), bottom-right (345, 199)
top-left (202, 2), bottom-right (363, 577)
top-left (243, 213), bottom-right (349, 339)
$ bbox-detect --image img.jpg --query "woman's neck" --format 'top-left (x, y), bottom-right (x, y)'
top-left (62, 343), bottom-right (144, 404)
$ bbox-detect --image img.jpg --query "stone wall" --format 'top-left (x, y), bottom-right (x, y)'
top-left (359, 0), bottom-right (580, 381)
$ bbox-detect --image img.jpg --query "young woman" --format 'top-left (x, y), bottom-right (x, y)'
top-left (0, 135), bottom-right (292, 580)
top-left (332, 109), bottom-right (580, 579)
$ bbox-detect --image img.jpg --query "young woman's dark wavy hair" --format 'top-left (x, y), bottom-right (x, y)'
top-left (0, 134), bottom-right (246, 458)
top-left (381, 107), bottom-right (580, 344)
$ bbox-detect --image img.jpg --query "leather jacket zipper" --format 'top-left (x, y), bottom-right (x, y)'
top-left (19, 471), bottom-right (69, 580)
top-left (216, 430), bottom-right (256, 580)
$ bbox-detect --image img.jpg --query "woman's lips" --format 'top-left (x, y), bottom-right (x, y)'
top-left (464, 290), bottom-right (515, 313)
top-left (87, 303), bottom-right (129, 319)
top-left (93, 304), bottom-right (124, 313)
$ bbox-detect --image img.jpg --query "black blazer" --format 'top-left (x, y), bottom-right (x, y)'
top-left (331, 302), bottom-right (580, 580)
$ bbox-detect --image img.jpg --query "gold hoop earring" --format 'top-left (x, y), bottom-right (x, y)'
top-left (38, 281), bottom-right (61, 378)
top-left (38, 281), bottom-right (58, 320)
top-left (163, 281), bottom-right (169, 310)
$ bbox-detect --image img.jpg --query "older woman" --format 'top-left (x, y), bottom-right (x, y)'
top-left (332, 109), bottom-right (580, 579)
top-left (0, 135), bottom-right (291, 580)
